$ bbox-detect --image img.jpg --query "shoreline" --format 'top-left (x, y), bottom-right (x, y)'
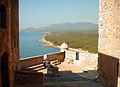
top-left (39, 32), bottom-right (97, 54)
top-left (39, 32), bottom-right (60, 49)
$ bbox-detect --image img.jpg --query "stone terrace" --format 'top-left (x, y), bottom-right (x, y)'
top-left (16, 52), bottom-right (104, 87)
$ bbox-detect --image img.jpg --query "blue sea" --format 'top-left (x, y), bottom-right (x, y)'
top-left (19, 32), bottom-right (60, 58)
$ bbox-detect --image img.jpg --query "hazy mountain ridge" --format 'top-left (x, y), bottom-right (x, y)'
top-left (21, 22), bottom-right (98, 32)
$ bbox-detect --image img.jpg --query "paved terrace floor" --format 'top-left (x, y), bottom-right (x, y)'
top-left (16, 60), bottom-right (104, 87)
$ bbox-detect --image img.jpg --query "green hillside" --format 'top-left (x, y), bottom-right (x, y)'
top-left (45, 30), bottom-right (98, 53)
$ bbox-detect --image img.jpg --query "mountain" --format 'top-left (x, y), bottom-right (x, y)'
top-left (21, 22), bottom-right (98, 32)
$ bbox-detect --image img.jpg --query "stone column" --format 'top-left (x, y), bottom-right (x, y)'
top-left (98, 0), bottom-right (120, 87)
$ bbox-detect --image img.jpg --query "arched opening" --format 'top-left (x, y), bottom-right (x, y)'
top-left (0, 4), bottom-right (6, 29)
top-left (1, 52), bottom-right (9, 87)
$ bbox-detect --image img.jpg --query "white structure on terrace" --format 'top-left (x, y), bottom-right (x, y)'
top-left (59, 42), bottom-right (98, 70)
top-left (60, 42), bottom-right (68, 52)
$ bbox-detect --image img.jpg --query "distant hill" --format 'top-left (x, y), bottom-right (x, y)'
top-left (21, 22), bottom-right (98, 32)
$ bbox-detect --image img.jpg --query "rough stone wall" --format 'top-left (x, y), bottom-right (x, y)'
top-left (98, 0), bottom-right (120, 87)
top-left (19, 56), bottom-right (44, 70)
top-left (65, 49), bottom-right (98, 70)
top-left (47, 52), bottom-right (65, 62)
top-left (65, 50), bottom-right (76, 60)
top-left (0, 0), bottom-right (19, 87)
top-left (19, 52), bottom-right (65, 70)
top-left (11, 0), bottom-right (19, 71)
top-left (78, 52), bottom-right (98, 70)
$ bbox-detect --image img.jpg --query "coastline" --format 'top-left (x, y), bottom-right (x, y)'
top-left (39, 32), bottom-right (60, 49)
top-left (39, 32), bottom-right (97, 54)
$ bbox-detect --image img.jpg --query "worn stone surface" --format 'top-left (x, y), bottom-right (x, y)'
top-left (0, 0), bottom-right (19, 87)
top-left (98, 53), bottom-right (119, 87)
top-left (47, 52), bottom-right (65, 62)
top-left (19, 56), bottom-right (44, 69)
top-left (19, 52), bottom-right (65, 70)
top-left (16, 81), bottom-right (104, 87)
top-left (65, 49), bottom-right (98, 70)
top-left (98, 0), bottom-right (120, 87)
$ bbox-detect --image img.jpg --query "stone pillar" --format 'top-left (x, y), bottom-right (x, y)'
top-left (0, 0), bottom-right (19, 87)
top-left (98, 0), bottom-right (120, 87)
top-left (11, 0), bottom-right (19, 71)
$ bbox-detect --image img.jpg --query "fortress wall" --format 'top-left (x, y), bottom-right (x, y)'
top-left (65, 50), bottom-right (76, 60)
top-left (19, 52), bottom-right (65, 70)
top-left (47, 52), bottom-right (65, 62)
top-left (78, 52), bottom-right (98, 70)
top-left (98, 0), bottom-right (120, 87)
top-left (0, 0), bottom-right (19, 87)
top-left (65, 49), bottom-right (98, 70)
top-left (19, 56), bottom-right (44, 69)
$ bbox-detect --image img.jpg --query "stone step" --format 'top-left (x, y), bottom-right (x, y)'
top-left (25, 64), bottom-right (45, 72)
top-left (16, 81), bottom-right (104, 87)
top-left (28, 64), bottom-right (44, 69)
top-left (40, 81), bottom-right (104, 87)
top-left (51, 60), bottom-right (61, 66)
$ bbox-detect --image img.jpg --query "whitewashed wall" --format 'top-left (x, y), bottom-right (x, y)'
top-left (65, 48), bottom-right (98, 70)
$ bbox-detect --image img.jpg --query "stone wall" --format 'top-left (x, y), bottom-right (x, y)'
top-left (0, 0), bottom-right (19, 87)
top-left (47, 52), bottom-right (65, 62)
top-left (98, 53), bottom-right (119, 87)
top-left (98, 0), bottom-right (120, 87)
top-left (19, 52), bottom-right (65, 70)
top-left (65, 50), bottom-right (76, 60)
top-left (65, 48), bottom-right (98, 70)
top-left (19, 55), bottom-right (44, 70)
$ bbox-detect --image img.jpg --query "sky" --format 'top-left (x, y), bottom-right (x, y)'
top-left (19, 0), bottom-right (99, 30)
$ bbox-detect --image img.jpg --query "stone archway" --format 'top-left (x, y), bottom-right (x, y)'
top-left (1, 52), bottom-right (9, 87)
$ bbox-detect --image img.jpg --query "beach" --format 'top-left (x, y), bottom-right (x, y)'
top-left (39, 32), bottom-right (60, 49)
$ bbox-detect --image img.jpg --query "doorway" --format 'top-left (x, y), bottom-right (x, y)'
top-left (1, 52), bottom-right (9, 87)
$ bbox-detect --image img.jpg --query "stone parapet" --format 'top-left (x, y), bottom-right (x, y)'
top-left (19, 52), bottom-right (65, 70)
top-left (47, 52), bottom-right (65, 62)
top-left (19, 55), bottom-right (44, 70)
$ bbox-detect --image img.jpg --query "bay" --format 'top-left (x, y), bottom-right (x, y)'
top-left (19, 32), bottom-right (60, 58)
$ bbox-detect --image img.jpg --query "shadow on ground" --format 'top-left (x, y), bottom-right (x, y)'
top-left (44, 70), bottom-right (97, 82)
top-left (16, 70), bottom-right (104, 87)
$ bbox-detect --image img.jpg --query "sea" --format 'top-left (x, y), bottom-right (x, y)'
top-left (19, 32), bottom-right (60, 58)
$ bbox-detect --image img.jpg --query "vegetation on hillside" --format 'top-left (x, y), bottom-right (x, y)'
top-left (45, 30), bottom-right (98, 53)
